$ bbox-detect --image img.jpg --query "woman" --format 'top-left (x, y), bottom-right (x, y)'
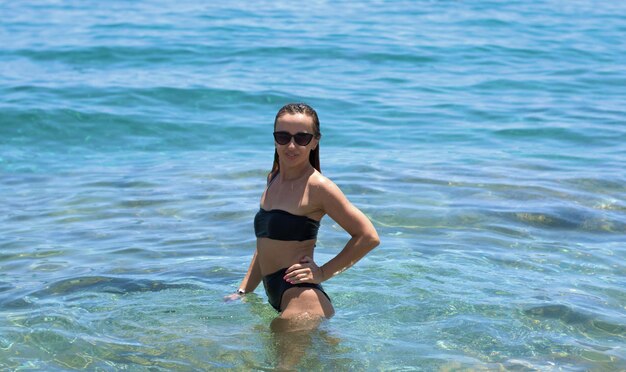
top-left (228, 103), bottom-right (380, 325)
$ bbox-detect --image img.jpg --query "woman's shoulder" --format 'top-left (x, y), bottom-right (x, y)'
top-left (308, 171), bottom-right (342, 195)
top-left (308, 171), bottom-right (351, 214)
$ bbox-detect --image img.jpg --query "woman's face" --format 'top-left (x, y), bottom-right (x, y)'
top-left (274, 113), bottom-right (319, 167)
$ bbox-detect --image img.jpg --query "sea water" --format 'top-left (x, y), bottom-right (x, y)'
top-left (1, 0), bottom-right (625, 370)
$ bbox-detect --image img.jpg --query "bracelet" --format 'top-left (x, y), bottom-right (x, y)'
top-left (236, 288), bottom-right (245, 295)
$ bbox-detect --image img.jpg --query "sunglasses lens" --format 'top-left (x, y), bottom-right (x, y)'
top-left (273, 132), bottom-right (314, 146)
top-left (273, 132), bottom-right (291, 145)
top-left (294, 133), bottom-right (313, 146)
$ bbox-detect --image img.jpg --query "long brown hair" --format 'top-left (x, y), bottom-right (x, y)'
top-left (269, 103), bottom-right (321, 180)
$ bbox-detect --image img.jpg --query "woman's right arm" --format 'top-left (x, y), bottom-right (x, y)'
top-left (239, 249), bottom-right (262, 293)
top-left (227, 174), bottom-right (271, 300)
top-left (225, 249), bottom-right (262, 301)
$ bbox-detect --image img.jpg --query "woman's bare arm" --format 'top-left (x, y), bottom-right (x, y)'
top-left (239, 249), bottom-right (262, 293)
top-left (225, 249), bottom-right (262, 301)
top-left (318, 179), bottom-right (380, 281)
top-left (284, 177), bottom-right (380, 284)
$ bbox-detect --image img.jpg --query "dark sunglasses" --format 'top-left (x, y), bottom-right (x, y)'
top-left (273, 131), bottom-right (318, 146)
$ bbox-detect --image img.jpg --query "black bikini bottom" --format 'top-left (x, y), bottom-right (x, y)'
top-left (262, 267), bottom-right (331, 312)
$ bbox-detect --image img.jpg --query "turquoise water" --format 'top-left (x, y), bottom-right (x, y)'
top-left (2, 0), bottom-right (625, 370)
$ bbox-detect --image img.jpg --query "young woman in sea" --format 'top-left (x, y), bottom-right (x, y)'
top-left (226, 103), bottom-right (380, 330)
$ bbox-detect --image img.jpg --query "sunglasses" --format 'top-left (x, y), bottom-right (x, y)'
top-left (273, 131), bottom-right (318, 146)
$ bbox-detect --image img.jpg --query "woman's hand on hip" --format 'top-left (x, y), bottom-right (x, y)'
top-left (284, 256), bottom-right (325, 284)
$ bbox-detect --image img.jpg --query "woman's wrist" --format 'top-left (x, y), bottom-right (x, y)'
top-left (236, 288), bottom-right (246, 295)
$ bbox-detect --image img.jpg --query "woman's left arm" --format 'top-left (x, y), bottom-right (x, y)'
top-left (316, 179), bottom-right (380, 281)
top-left (284, 178), bottom-right (380, 285)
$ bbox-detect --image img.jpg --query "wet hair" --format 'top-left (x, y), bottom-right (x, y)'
top-left (270, 103), bottom-right (321, 179)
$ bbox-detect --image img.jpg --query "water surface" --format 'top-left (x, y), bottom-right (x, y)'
top-left (1, 0), bottom-right (625, 370)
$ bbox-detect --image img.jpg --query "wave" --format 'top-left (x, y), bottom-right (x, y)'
top-left (7, 43), bottom-right (439, 69)
top-left (524, 303), bottom-right (626, 336)
top-left (504, 209), bottom-right (626, 234)
top-left (2, 276), bottom-right (199, 309)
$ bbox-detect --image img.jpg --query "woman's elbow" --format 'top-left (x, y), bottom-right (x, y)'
top-left (365, 231), bottom-right (380, 249)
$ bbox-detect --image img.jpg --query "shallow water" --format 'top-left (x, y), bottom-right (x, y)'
top-left (1, 0), bottom-right (625, 370)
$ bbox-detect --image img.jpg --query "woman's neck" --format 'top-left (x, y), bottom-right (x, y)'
top-left (278, 162), bottom-right (313, 181)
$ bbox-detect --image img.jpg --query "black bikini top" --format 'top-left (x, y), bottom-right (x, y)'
top-left (255, 172), bottom-right (320, 241)
top-left (254, 208), bottom-right (320, 241)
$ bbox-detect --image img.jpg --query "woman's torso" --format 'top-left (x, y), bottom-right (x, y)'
top-left (255, 170), bottom-right (324, 276)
